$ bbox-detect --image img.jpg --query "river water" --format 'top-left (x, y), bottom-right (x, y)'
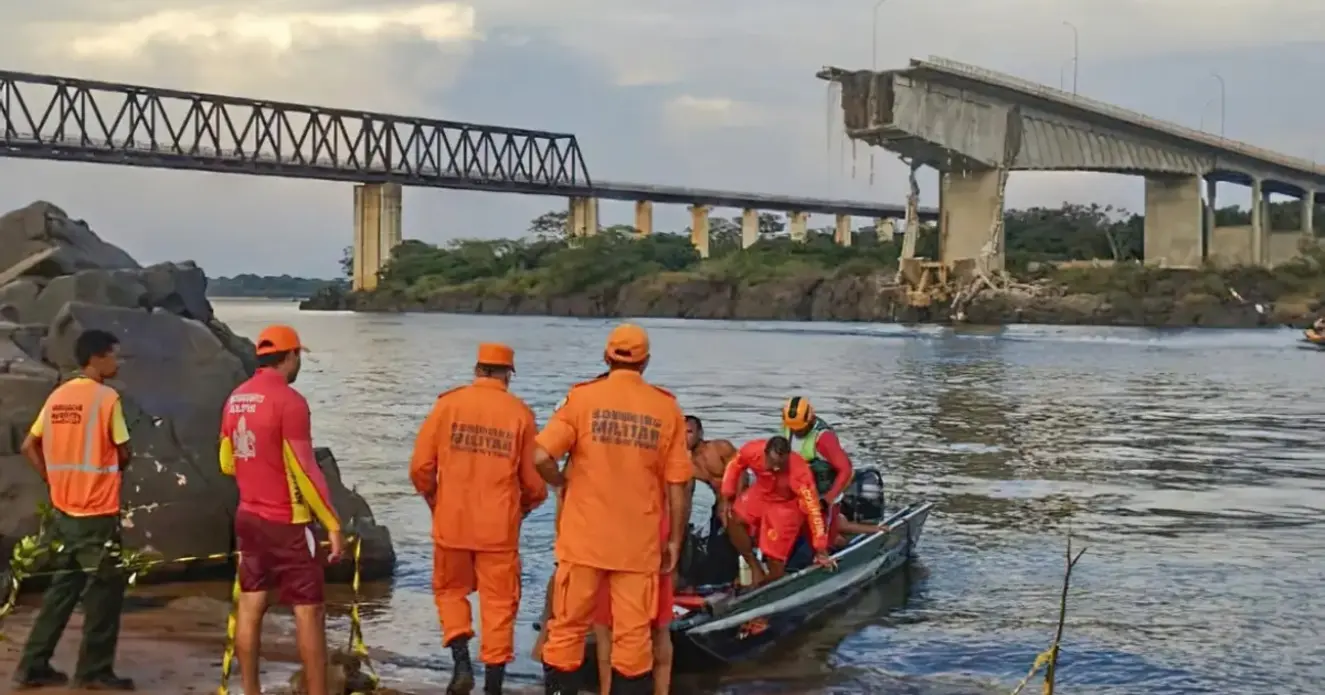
top-left (213, 299), bottom-right (1324, 694)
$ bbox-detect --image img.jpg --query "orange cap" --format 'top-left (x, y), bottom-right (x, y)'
top-left (477, 342), bottom-right (515, 368)
top-left (604, 323), bottom-right (650, 364)
top-left (255, 325), bottom-right (308, 356)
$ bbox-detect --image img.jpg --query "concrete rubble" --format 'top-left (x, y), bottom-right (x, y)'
top-left (0, 201), bottom-right (394, 582)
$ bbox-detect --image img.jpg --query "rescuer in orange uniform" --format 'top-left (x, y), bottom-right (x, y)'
top-left (534, 324), bottom-right (692, 695)
top-left (409, 343), bottom-right (548, 695)
top-left (590, 503), bottom-right (675, 695)
top-left (13, 329), bottom-right (135, 691)
top-left (220, 325), bottom-right (344, 695)
top-left (721, 437), bottom-right (835, 587)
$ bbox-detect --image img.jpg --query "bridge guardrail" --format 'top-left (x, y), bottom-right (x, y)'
top-left (921, 56), bottom-right (1325, 178)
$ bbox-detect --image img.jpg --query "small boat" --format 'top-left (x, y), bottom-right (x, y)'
top-left (574, 468), bottom-right (933, 679)
top-left (669, 499), bottom-right (932, 670)
top-left (1303, 328), bottom-right (1325, 348)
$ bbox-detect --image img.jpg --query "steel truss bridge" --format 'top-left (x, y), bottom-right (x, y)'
top-left (0, 69), bottom-right (590, 194)
top-left (0, 69), bottom-right (920, 219)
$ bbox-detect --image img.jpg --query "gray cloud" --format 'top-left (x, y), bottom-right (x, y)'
top-left (1, 1), bottom-right (1321, 276)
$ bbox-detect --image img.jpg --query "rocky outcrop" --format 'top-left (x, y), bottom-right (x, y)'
top-left (304, 265), bottom-right (1321, 329)
top-left (0, 201), bottom-right (394, 582)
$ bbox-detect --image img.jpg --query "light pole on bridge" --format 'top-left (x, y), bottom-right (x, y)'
top-left (1210, 72), bottom-right (1226, 137)
top-left (868, 0), bottom-right (891, 186)
top-left (872, 0), bottom-right (889, 70)
top-left (1062, 21), bottom-right (1079, 95)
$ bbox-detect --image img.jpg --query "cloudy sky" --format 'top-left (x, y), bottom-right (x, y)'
top-left (2, 1), bottom-right (1322, 277)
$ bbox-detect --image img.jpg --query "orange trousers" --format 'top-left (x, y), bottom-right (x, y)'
top-left (542, 562), bottom-right (657, 677)
top-left (432, 546), bottom-right (522, 665)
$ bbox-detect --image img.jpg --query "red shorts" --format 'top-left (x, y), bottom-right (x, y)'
top-left (593, 571), bottom-right (673, 628)
top-left (733, 490), bottom-right (806, 562)
top-left (235, 511), bottom-right (325, 606)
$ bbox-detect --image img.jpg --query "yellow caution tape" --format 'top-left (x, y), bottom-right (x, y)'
top-left (1, 522), bottom-right (379, 694)
top-left (347, 535), bottom-right (380, 694)
top-left (216, 554), bottom-right (242, 695)
top-left (1008, 646), bottom-right (1056, 695)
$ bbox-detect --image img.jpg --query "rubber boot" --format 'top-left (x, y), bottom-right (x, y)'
top-left (483, 664), bottom-right (505, 694)
top-left (542, 663), bottom-right (580, 695)
top-left (446, 636), bottom-right (475, 694)
top-left (609, 670), bottom-right (655, 695)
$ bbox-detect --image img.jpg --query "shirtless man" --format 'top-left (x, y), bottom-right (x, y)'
top-left (686, 415), bottom-right (737, 501)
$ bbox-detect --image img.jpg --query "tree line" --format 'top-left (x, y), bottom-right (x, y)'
top-left (207, 274), bottom-right (346, 298)
top-left (350, 199), bottom-right (1322, 295)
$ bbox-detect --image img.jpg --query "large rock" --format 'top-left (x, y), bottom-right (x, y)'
top-left (46, 303), bottom-right (248, 445)
top-left (0, 279), bottom-right (41, 322)
top-left (314, 448), bottom-right (395, 580)
top-left (0, 202), bottom-right (395, 583)
top-left (0, 202), bottom-right (140, 277)
top-left (139, 261), bottom-right (212, 323)
top-left (28, 270), bottom-right (149, 325)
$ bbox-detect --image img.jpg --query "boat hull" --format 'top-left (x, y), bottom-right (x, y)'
top-left (573, 500), bottom-right (932, 682)
top-left (674, 501), bottom-right (931, 668)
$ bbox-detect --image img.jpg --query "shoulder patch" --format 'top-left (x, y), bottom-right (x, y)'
top-left (568, 372), bottom-right (609, 390)
top-left (560, 372), bottom-right (608, 405)
top-left (435, 385), bottom-right (467, 401)
top-left (649, 383), bottom-right (676, 400)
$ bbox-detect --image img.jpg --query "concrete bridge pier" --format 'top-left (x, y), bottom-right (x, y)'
top-left (1266, 188), bottom-right (1320, 266)
top-left (789, 211), bottom-right (808, 242)
top-left (568, 196), bottom-right (599, 237)
top-left (1250, 178), bottom-right (1266, 265)
top-left (634, 201), bottom-right (653, 235)
top-left (741, 209), bottom-right (759, 248)
top-left (1208, 177), bottom-right (1268, 267)
top-left (689, 204), bottom-right (711, 258)
top-left (938, 169), bottom-right (1004, 271)
top-left (1304, 194), bottom-right (1315, 237)
top-left (351, 182), bottom-right (402, 291)
top-left (834, 214), bottom-right (852, 246)
top-left (874, 217), bottom-right (894, 242)
top-left (1143, 174), bottom-right (1203, 267)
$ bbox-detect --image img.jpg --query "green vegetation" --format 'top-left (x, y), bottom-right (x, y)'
top-left (207, 274), bottom-right (345, 298)
top-left (315, 200), bottom-right (1323, 323)
top-left (367, 202), bottom-right (1158, 297)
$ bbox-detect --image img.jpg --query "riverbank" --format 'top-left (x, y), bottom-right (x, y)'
top-left (0, 592), bottom-right (282, 694)
top-left (298, 209), bottom-right (1325, 328)
top-left (301, 261), bottom-right (1325, 328)
top-left (1, 585), bottom-right (426, 694)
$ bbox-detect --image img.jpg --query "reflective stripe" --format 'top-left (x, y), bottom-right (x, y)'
top-left (46, 463), bottom-right (120, 474)
top-left (45, 385), bottom-right (115, 474)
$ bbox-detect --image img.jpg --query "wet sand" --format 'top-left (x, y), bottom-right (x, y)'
top-left (0, 592), bottom-right (304, 694)
top-left (0, 588), bottom-right (538, 694)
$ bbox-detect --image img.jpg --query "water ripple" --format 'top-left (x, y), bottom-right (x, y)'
top-left (212, 300), bottom-right (1325, 693)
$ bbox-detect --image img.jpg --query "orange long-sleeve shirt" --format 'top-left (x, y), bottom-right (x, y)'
top-left (409, 377), bottom-right (548, 552)
top-left (721, 439), bottom-right (829, 552)
top-left (536, 370), bottom-right (692, 573)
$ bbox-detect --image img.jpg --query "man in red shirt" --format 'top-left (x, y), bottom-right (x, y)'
top-left (720, 437), bottom-right (834, 587)
top-left (219, 325), bottom-right (344, 695)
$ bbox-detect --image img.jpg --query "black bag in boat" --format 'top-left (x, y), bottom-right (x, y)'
top-left (677, 506), bottom-right (739, 590)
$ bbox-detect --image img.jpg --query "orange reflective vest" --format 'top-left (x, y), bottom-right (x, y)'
top-left (39, 379), bottom-right (125, 517)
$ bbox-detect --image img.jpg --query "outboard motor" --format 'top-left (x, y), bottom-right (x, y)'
top-left (841, 468), bottom-right (886, 523)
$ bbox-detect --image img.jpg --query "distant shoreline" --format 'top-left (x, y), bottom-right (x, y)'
top-left (298, 273), bottom-right (1316, 330)
top-left (207, 294), bottom-right (308, 300)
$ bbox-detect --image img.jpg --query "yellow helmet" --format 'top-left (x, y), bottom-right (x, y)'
top-left (781, 396), bottom-right (815, 432)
